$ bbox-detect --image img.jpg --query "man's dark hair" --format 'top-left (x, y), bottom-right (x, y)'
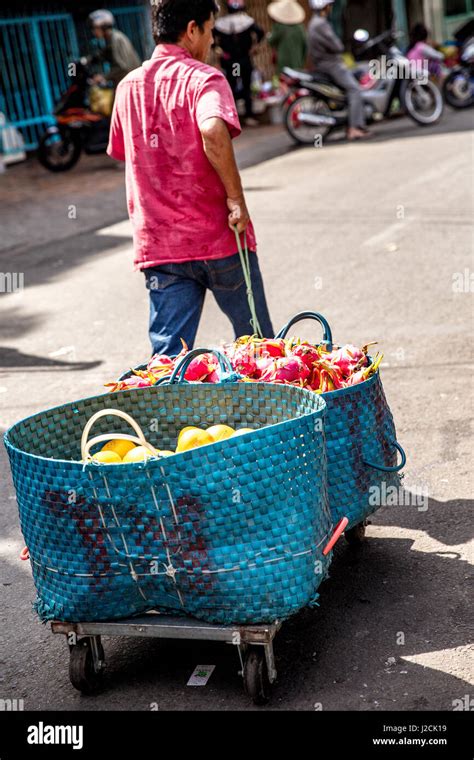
top-left (151, 0), bottom-right (219, 45)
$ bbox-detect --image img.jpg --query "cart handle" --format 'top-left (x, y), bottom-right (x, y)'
top-left (20, 546), bottom-right (29, 561)
top-left (275, 311), bottom-right (333, 346)
top-left (363, 440), bottom-right (406, 473)
top-left (168, 348), bottom-right (240, 384)
top-left (323, 517), bottom-right (349, 556)
top-left (81, 409), bottom-right (158, 462)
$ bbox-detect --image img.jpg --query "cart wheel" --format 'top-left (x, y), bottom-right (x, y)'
top-left (345, 520), bottom-right (367, 546)
top-left (69, 638), bottom-right (104, 694)
top-left (243, 647), bottom-right (271, 705)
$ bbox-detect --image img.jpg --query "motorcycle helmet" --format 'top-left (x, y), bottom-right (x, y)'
top-left (88, 9), bottom-right (115, 28)
top-left (309, 0), bottom-right (335, 10)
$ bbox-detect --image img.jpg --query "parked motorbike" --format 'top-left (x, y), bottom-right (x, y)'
top-left (282, 29), bottom-right (444, 145)
top-left (443, 20), bottom-right (474, 109)
top-left (37, 59), bottom-right (113, 172)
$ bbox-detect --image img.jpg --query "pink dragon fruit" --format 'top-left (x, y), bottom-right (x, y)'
top-left (253, 338), bottom-right (287, 359)
top-left (327, 344), bottom-right (368, 377)
top-left (254, 356), bottom-right (275, 378)
top-left (147, 354), bottom-right (174, 373)
top-left (260, 356), bottom-right (310, 384)
top-left (184, 354), bottom-right (218, 382)
top-left (204, 369), bottom-right (220, 383)
top-left (291, 343), bottom-right (321, 370)
top-left (231, 344), bottom-right (258, 377)
top-left (105, 374), bottom-right (153, 393)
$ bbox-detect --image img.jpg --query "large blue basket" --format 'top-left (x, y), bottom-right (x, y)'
top-left (5, 352), bottom-right (332, 625)
top-left (275, 312), bottom-right (406, 528)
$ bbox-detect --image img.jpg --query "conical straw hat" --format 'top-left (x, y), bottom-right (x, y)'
top-left (268, 0), bottom-right (305, 25)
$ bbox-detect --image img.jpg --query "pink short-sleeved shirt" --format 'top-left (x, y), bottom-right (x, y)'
top-left (107, 43), bottom-right (257, 269)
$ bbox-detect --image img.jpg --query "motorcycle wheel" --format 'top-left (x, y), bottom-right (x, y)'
top-left (402, 80), bottom-right (444, 126)
top-left (285, 95), bottom-right (333, 145)
top-left (443, 70), bottom-right (474, 109)
top-left (37, 127), bottom-right (82, 172)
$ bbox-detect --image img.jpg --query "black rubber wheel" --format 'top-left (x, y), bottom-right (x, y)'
top-left (285, 94), bottom-right (333, 145)
top-left (69, 638), bottom-right (104, 694)
top-left (443, 71), bottom-right (474, 109)
top-left (243, 647), bottom-right (271, 705)
top-left (345, 520), bottom-right (367, 546)
top-left (37, 127), bottom-right (82, 172)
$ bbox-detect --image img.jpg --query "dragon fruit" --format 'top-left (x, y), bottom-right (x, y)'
top-left (291, 343), bottom-right (321, 370)
top-left (231, 344), bottom-right (258, 377)
top-left (325, 345), bottom-right (367, 377)
top-left (252, 338), bottom-right (287, 358)
top-left (260, 356), bottom-right (310, 384)
top-left (184, 354), bottom-right (218, 382)
top-left (254, 356), bottom-right (275, 378)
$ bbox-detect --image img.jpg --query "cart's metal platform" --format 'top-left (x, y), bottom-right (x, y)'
top-left (51, 612), bottom-right (282, 703)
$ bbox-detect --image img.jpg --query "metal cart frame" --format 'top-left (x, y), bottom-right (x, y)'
top-left (51, 612), bottom-right (282, 705)
top-left (50, 517), bottom-right (357, 705)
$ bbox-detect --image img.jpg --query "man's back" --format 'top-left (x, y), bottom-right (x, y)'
top-left (108, 44), bottom-right (256, 269)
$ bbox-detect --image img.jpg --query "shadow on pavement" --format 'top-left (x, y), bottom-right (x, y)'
top-left (0, 231), bottom-right (132, 299)
top-left (0, 346), bottom-right (102, 372)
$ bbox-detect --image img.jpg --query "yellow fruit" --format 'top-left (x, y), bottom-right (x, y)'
top-left (91, 450), bottom-right (122, 464)
top-left (158, 450), bottom-right (175, 457)
top-left (176, 428), bottom-right (214, 452)
top-left (206, 424), bottom-right (235, 442)
top-left (122, 445), bottom-right (157, 463)
top-left (232, 428), bottom-right (254, 437)
top-left (102, 439), bottom-right (137, 459)
top-left (177, 426), bottom-right (200, 443)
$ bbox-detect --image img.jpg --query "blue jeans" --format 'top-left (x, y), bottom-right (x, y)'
top-left (144, 252), bottom-right (274, 356)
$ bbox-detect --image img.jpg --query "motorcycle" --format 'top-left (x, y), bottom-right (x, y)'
top-left (37, 59), bottom-right (113, 172)
top-left (282, 29), bottom-right (444, 145)
top-left (443, 19), bottom-right (474, 109)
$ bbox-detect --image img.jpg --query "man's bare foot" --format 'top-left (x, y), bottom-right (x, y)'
top-left (347, 127), bottom-right (372, 140)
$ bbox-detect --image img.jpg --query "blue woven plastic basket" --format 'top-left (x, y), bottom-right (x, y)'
top-left (5, 350), bottom-right (333, 625)
top-left (275, 312), bottom-right (406, 529)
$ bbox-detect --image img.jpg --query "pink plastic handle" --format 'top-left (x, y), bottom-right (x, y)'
top-left (20, 546), bottom-right (30, 561)
top-left (323, 517), bottom-right (349, 556)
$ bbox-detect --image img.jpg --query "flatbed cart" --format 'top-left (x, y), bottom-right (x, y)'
top-left (51, 613), bottom-right (282, 705)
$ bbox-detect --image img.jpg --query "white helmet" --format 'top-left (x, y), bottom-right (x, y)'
top-left (310, 0), bottom-right (335, 10)
top-left (88, 9), bottom-right (115, 27)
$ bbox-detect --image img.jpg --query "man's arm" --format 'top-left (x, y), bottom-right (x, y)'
top-left (200, 117), bottom-right (250, 233)
top-left (311, 20), bottom-right (345, 55)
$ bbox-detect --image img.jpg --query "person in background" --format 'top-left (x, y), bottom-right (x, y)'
top-left (267, 0), bottom-right (307, 74)
top-left (88, 9), bottom-right (141, 86)
top-left (308, 0), bottom-right (370, 140)
top-left (406, 23), bottom-right (445, 81)
top-left (107, 0), bottom-right (273, 356)
top-left (214, 0), bottom-right (264, 127)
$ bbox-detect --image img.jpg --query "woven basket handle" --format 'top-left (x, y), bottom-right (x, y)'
top-left (363, 439), bottom-right (406, 473)
top-left (275, 311), bottom-right (333, 345)
top-left (168, 348), bottom-right (237, 384)
top-left (81, 409), bottom-right (156, 461)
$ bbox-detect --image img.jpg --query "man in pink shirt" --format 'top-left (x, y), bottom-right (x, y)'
top-left (107, 0), bottom-right (273, 355)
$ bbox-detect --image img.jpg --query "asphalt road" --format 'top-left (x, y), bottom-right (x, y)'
top-left (0, 109), bottom-right (473, 711)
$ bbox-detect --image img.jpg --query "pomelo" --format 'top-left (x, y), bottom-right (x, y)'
top-left (206, 424), bottom-right (235, 442)
top-left (232, 428), bottom-right (254, 437)
top-left (102, 439), bottom-right (136, 459)
top-left (176, 428), bottom-right (214, 452)
top-left (91, 450), bottom-right (122, 464)
top-left (123, 445), bottom-right (157, 463)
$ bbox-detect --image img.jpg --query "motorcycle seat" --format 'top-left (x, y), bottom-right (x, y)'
top-left (282, 67), bottom-right (339, 86)
top-left (282, 67), bottom-right (314, 82)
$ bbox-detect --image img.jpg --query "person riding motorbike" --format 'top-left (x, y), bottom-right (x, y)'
top-left (307, 0), bottom-right (371, 140)
top-left (88, 9), bottom-right (141, 87)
